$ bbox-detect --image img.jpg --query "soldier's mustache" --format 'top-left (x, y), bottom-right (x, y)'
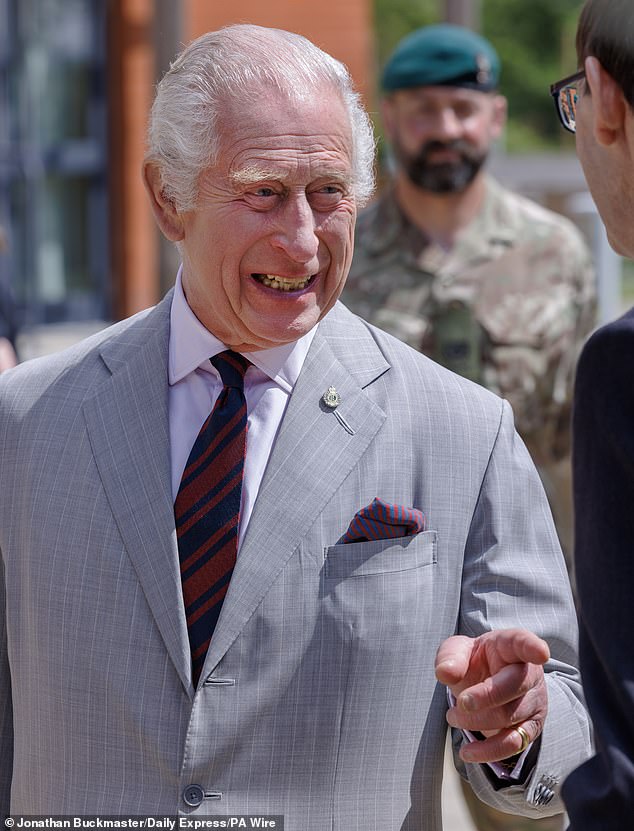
top-left (417, 140), bottom-right (481, 164)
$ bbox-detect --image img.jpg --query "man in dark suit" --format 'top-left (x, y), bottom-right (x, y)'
top-left (551, 0), bottom-right (634, 826)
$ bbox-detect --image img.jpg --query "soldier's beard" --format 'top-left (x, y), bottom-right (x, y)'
top-left (394, 139), bottom-right (488, 194)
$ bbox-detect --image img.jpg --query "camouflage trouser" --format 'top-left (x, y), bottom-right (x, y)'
top-left (460, 777), bottom-right (565, 831)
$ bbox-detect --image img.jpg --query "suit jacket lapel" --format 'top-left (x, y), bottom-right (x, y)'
top-left (201, 304), bottom-right (390, 675)
top-left (83, 294), bottom-right (192, 695)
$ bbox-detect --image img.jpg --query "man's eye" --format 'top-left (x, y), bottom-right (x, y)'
top-left (309, 186), bottom-right (345, 211)
top-left (415, 104), bottom-right (436, 118)
top-left (453, 103), bottom-right (476, 119)
top-left (314, 185), bottom-right (345, 199)
top-left (254, 187), bottom-right (276, 198)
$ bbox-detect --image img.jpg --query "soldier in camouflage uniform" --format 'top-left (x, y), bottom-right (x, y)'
top-left (343, 24), bottom-right (596, 831)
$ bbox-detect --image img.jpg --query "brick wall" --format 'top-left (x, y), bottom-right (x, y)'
top-left (183, 0), bottom-right (376, 108)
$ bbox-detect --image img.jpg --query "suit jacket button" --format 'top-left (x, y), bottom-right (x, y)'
top-left (183, 784), bottom-right (204, 806)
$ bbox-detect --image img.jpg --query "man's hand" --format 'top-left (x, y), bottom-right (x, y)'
top-left (435, 628), bottom-right (550, 764)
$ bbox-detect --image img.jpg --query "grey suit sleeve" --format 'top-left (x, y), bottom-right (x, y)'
top-left (452, 400), bottom-right (592, 817)
top-left (0, 548), bottom-right (13, 817)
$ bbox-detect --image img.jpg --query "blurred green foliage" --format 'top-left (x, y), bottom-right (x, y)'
top-left (622, 260), bottom-right (634, 307)
top-left (372, 0), bottom-right (585, 152)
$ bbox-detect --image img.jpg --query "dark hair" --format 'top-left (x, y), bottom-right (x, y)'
top-left (577, 0), bottom-right (634, 108)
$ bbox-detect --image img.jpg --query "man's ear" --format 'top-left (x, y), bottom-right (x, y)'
top-left (489, 94), bottom-right (508, 141)
top-left (142, 161), bottom-right (185, 241)
top-left (584, 55), bottom-right (627, 147)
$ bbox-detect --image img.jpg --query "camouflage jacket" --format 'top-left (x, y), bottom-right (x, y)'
top-left (343, 177), bottom-right (597, 466)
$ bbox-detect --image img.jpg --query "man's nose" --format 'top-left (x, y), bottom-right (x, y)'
top-left (271, 194), bottom-right (320, 264)
top-left (432, 107), bottom-right (463, 141)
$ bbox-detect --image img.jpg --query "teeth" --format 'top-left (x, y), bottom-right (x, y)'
top-left (256, 274), bottom-right (311, 291)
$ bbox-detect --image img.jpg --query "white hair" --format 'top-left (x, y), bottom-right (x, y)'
top-left (146, 24), bottom-right (376, 211)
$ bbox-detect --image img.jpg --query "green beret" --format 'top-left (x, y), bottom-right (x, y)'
top-left (382, 24), bottom-right (500, 93)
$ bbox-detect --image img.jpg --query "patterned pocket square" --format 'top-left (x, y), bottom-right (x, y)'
top-left (338, 497), bottom-right (426, 544)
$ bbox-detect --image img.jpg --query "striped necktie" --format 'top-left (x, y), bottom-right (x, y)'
top-left (175, 350), bottom-right (250, 686)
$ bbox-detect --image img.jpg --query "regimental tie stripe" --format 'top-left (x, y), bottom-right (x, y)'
top-left (175, 351), bottom-right (250, 686)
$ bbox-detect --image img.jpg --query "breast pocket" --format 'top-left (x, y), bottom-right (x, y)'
top-left (324, 530), bottom-right (437, 579)
top-left (320, 530), bottom-right (441, 676)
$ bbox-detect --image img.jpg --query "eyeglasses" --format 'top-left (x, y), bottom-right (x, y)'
top-left (550, 69), bottom-right (586, 133)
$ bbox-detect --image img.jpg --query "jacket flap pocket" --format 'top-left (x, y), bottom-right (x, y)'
top-left (324, 530), bottom-right (437, 579)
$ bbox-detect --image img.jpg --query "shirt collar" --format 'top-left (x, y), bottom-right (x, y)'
top-left (168, 267), bottom-right (316, 394)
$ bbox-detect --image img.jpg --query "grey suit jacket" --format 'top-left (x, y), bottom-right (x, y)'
top-left (0, 294), bottom-right (591, 829)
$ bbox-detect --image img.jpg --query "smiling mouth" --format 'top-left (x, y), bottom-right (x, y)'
top-left (252, 273), bottom-right (316, 292)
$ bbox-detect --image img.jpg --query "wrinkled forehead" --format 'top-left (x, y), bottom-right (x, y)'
top-left (215, 83), bottom-right (354, 165)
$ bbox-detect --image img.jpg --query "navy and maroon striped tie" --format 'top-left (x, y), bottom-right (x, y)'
top-left (175, 350), bottom-right (250, 686)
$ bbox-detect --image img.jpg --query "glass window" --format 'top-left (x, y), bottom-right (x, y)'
top-left (0, 0), bottom-right (108, 324)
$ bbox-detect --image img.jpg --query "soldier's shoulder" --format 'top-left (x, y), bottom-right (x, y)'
top-left (354, 195), bottom-right (389, 247)
top-left (492, 180), bottom-right (588, 249)
top-left (348, 191), bottom-right (404, 286)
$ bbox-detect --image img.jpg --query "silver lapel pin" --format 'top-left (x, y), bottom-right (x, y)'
top-left (322, 386), bottom-right (341, 409)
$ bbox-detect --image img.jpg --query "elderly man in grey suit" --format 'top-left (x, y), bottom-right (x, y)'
top-left (0, 24), bottom-right (590, 829)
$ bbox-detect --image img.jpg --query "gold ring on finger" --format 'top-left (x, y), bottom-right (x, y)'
top-left (515, 725), bottom-right (531, 755)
